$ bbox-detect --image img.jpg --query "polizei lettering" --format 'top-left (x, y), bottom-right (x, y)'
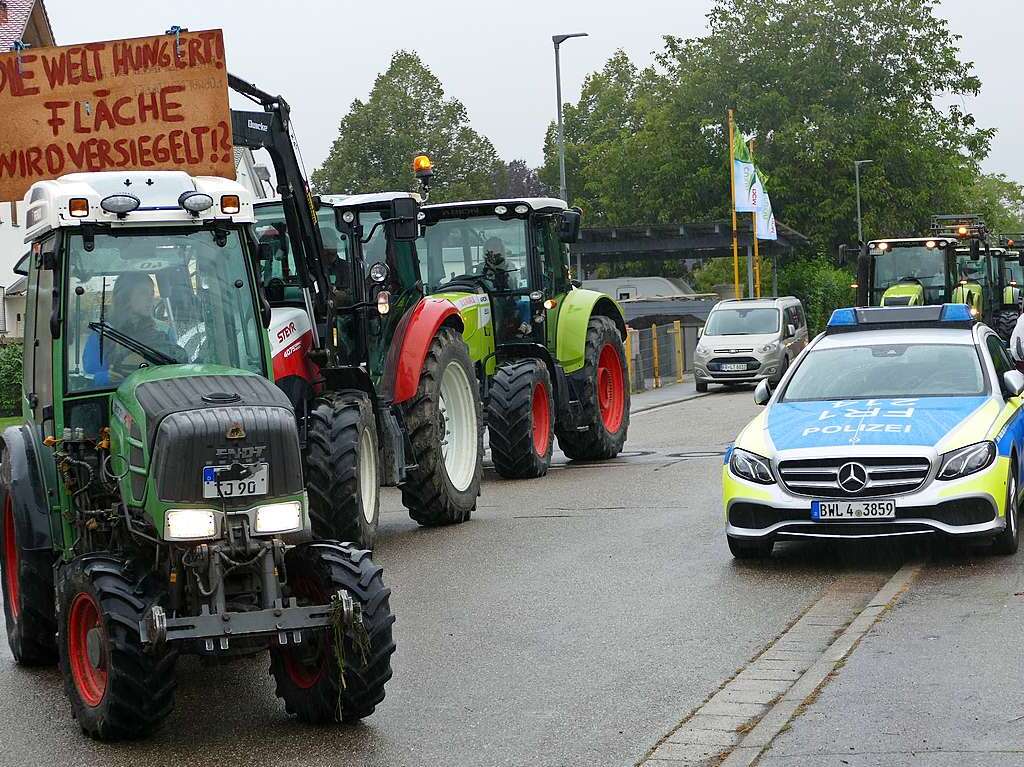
top-left (802, 423), bottom-right (912, 437)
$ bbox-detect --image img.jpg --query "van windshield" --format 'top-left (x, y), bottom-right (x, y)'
top-left (705, 307), bottom-right (780, 336)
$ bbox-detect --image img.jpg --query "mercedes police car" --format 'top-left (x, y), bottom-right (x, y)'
top-left (723, 304), bottom-right (1024, 558)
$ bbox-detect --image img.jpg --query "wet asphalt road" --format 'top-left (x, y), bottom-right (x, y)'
top-left (0, 388), bottom-right (919, 767)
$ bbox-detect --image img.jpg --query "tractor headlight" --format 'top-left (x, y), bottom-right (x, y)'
top-left (254, 501), bottom-right (303, 534)
top-left (729, 448), bottom-right (776, 485)
top-left (165, 509), bottom-right (218, 540)
top-left (937, 441), bottom-right (996, 480)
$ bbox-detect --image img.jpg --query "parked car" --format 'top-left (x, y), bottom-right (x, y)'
top-left (693, 297), bottom-right (809, 392)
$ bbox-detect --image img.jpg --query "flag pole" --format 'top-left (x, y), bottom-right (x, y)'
top-left (728, 109), bottom-right (740, 300)
top-left (749, 138), bottom-right (761, 298)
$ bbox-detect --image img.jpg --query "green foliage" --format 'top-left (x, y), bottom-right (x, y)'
top-left (0, 343), bottom-right (22, 417)
top-left (692, 255), bottom-right (773, 296)
top-left (311, 51), bottom-right (507, 202)
top-left (964, 173), bottom-right (1024, 233)
top-left (777, 257), bottom-right (856, 334)
top-left (545, 0), bottom-right (998, 251)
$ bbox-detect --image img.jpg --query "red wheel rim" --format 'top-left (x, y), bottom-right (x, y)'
top-left (3, 496), bottom-right (19, 619)
top-left (596, 343), bottom-right (625, 433)
top-left (68, 592), bottom-right (107, 707)
top-left (531, 381), bottom-right (551, 457)
top-left (282, 577), bottom-right (328, 689)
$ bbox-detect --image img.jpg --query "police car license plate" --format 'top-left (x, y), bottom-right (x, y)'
top-left (202, 464), bottom-right (269, 499)
top-left (812, 499), bottom-right (896, 520)
top-left (722, 363), bottom-right (746, 371)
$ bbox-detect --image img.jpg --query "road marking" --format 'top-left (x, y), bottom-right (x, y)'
top-left (637, 563), bottom-right (921, 766)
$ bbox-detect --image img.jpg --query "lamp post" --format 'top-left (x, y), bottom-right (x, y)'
top-left (553, 32), bottom-right (587, 280)
top-left (854, 159), bottom-right (874, 244)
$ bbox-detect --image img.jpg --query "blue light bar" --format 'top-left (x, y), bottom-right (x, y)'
top-left (827, 308), bottom-right (858, 327)
top-left (939, 303), bottom-right (973, 322)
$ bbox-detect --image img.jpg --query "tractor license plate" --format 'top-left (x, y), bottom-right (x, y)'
top-left (722, 363), bottom-right (747, 372)
top-left (202, 464), bottom-right (269, 499)
top-left (812, 499), bottom-right (896, 520)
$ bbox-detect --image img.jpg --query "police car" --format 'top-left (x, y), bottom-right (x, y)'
top-left (723, 304), bottom-right (1024, 558)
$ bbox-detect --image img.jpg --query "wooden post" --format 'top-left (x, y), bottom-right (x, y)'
top-left (728, 109), bottom-right (740, 300)
top-left (651, 324), bottom-right (661, 388)
top-left (673, 320), bottom-right (684, 383)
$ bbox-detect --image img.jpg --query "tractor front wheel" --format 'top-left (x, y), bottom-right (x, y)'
top-left (306, 393), bottom-right (380, 549)
top-left (57, 556), bottom-right (177, 740)
top-left (556, 316), bottom-right (630, 460)
top-left (488, 359), bottom-right (554, 479)
top-left (269, 542), bottom-right (396, 722)
top-left (400, 326), bottom-right (483, 526)
top-left (993, 308), bottom-right (1019, 345)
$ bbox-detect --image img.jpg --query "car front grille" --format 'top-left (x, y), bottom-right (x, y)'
top-left (777, 456), bottom-right (931, 498)
top-left (708, 356), bottom-right (760, 372)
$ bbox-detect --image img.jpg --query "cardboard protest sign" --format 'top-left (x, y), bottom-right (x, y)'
top-left (0, 29), bottom-right (234, 201)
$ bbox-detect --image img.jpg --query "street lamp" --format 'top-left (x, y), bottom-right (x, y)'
top-left (854, 159), bottom-right (874, 245)
top-left (553, 32), bottom-right (588, 203)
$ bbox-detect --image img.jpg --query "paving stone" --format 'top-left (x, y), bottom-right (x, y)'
top-left (666, 727), bottom-right (740, 746)
top-left (736, 666), bottom-right (802, 682)
top-left (698, 700), bottom-right (767, 718)
top-left (650, 741), bottom-right (730, 763)
top-left (711, 686), bottom-right (781, 705)
top-left (683, 713), bottom-right (753, 732)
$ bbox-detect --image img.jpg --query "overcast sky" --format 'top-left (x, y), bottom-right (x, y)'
top-left (43, 0), bottom-right (1024, 183)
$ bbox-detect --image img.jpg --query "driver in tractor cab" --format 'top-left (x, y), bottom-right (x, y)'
top-left (320, 227), bottom-right (352, 303)
top-left (482, 237), bottom-right (531, 337)
top-left (82, 272), bottom-right (185, 385)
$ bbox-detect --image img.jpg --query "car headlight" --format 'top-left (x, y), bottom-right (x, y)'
top-left (760, 342), bottom-right (778, 353)
top-left (254, 501), bottom-right (303, 534)
top-left (165, 509), bottom-right (218, 541)
top-left (937, 441), bottom-right (996, 480)
top-left (696, 344), bottom-right (709, 356)
top-left (729, 448), bottom-right (776, 484)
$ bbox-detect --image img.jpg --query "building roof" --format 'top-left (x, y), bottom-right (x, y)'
top-left (0, 0), bottom-right (55, 52)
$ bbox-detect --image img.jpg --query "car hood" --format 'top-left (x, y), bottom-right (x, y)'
top-left (765, 396), bottom-right (993, 450)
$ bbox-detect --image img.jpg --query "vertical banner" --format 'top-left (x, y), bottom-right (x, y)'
top-left (732, 129), bottom-right (757, 213)
top-left (0, 29), bottom-right (234, 201)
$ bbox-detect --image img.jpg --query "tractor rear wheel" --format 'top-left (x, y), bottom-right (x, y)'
top-left (488, 359), bottom-right (554, 479)
top-left (556, 316), bottom-right (630, 460)
top-left (57, 556), bottom-right (177, 740)
top-left (269, 542), bottom-right (396, 723)
top-left (0, 457), bottom-right (56, 666)
top-left (306, 393), bottom-right (380, 549)
top-left (993, 309), bottom-right (1019, 344)
top-left (400, 326), bottom-right (483, 526)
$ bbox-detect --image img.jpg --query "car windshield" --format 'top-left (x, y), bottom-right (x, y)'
top-left (64, 229), bottom-right (265, 392)
top-left (782, 343), bottom-right (985, 401)
top-left (418, 215), bottom-right (529, 293)
top-left (705, 307), bottom-right (780, 335)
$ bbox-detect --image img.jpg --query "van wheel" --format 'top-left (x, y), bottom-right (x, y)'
top-left (695, 381), bottom-right (708, 393)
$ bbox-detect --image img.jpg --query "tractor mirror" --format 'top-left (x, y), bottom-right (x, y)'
top-left (971, 240), bottom-right (980, 261)
top-left (753, 379), bottom-right (772, 406)
top-left (13, 252), bottom-right (28, 276)
top-left (558, 208), bottom-right (582, 243)
top-left (390, 197), bottom-right (420, 242)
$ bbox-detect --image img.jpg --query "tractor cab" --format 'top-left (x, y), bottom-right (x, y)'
top-left (857, 237), bottom-right (956, 308)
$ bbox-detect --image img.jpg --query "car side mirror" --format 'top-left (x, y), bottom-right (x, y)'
top-left (1003, 370), bottom-right (1024, 398)
top-left (558, 207), bottom-right (582, 243)
top-left (786, 323), bottom-right (796, 338)
top-left (753, 379), bottom-right (772, 405)
top-left (390, 197), bottom-right (420, 242)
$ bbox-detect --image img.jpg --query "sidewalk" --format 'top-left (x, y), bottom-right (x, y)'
top-left (629, 374), bottom-right (706, 414)
top-left (757, 549), bottom-right (1024, 766)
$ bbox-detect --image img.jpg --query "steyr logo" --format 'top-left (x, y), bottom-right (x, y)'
top-left (837, 462), bottom-right (868, 494)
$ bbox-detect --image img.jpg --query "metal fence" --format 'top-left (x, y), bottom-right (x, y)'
top-left (625, 321), bottom-right (702, 393)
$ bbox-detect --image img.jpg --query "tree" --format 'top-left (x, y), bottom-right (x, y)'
top-left (312, 51), bottom-right (506, 201)
top-left (964, 173), bottom-right (1024, 234)
top-left (503, 160), bottom-right (548, 198)
top-left (544, 0), bottom-right (997, 252)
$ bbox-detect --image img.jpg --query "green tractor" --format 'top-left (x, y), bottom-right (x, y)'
top-left (0, 171), bottom-right (395, 739)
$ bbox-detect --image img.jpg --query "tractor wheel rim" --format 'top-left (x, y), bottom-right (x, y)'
top-left (282, 577), bottom-right (328, 689)
top-left (3, 496), bottom-right (19, 619)
top-left (438, 361), bottom-right (477, 492)
top-left (532, 382), bottom-right (551, 457)
top-left (68, 592), bottom-right (107, 707)
top-left (358, 426), bottom-right (378, 525)
top-left (596, 343), bottom-right (625, 433)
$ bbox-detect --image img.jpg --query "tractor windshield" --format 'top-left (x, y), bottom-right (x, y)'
top-left (418, 215), bottom-right (530, 293)
top-left (64, 229), bottom-right (266, 393)
top-left (870, 244), bottom-right (947, 305)
top-left (1004, 258), bottom-right (1024, 287)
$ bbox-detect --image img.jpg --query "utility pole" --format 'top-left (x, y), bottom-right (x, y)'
top-left (553, 32), bottom-right (587, 280)
top-left (854, 159), bottom-right (874, 244)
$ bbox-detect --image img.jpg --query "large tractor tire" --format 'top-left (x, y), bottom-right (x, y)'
top-left (488, 359), bottom-right (554, 479)
top-left (0, 454), bottom-right (56, 666)
top-left (992, 308), bottom-right (1019, 345)
top-left (400, 326), bottom-right (483, 526)
top-left (556, 316), bottom-right (630, 461)
top-left (269, 541), bottom-right (396, 723)
top-left (57, 556), bottom-right (177, 740)
top-left (306, 393), bottom-right (380, 549)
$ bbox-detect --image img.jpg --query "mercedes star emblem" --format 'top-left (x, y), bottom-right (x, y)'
top-left (837, 462), bottom-right (868, 493)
